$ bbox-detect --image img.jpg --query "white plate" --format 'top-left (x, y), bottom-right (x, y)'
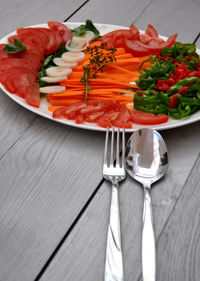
top-left (0, 22), bottom-right (200, 132)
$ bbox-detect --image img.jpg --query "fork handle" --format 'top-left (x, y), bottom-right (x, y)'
top-left (104, 183), bottom-right (124, 281)
top-left (142, 187), bottom-right (156, 281)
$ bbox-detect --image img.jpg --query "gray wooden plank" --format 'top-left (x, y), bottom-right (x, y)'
top-left (155, 154), bottom-right (200, 281)
top-left (0, 0), bottom-right (86, 157)
top-left (0, 0), bottom-right (87, 38)
top-left (39, 121), bottom-right (200, 281)
top-left (0, 117), bottom-right (107, 281)
top-left (70, 0), bottom-right (200, 42)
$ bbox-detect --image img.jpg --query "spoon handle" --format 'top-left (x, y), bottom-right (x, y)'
top-left (142, 187), bottom-right (156, 281)
top-left (104, 183), bottom-right (124, 281)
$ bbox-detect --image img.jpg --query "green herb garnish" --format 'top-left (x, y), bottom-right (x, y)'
top-left (80, 43), bottom-right (116, 99)
top-left (72, 19), bottom-right (100, 40)
top-left (3, 38), bottom-right (27, 53)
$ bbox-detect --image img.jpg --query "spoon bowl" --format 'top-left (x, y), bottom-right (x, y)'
top-left (125, 128), bottom-right (168, 281)
top-left (126, 128), bottom-right (168, 187)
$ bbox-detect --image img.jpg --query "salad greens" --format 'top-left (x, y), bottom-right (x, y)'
top-left (135, 42), bottom-right (200, 119)
top-left (37, 43), bottom-right (68, 87)
top-left (71, 19), bottom-right (100, 40)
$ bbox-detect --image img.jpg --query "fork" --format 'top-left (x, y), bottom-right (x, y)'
top-left (103, 127), bottom-right (126, 281)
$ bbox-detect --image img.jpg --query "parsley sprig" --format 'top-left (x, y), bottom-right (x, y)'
top-left (81, 43), bottom-right (117, 99)
top-left (3, 38), bottom-right (28, 53)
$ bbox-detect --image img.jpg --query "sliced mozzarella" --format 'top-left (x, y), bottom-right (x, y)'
top-left (80, 31), bottom-right (95, 42)
top-left (41, 76), bottom-right (67, 83)
top-left (66, 37), bottom-right (88, 52)
top-left (46, 66), bottom-right (72, 77)
top-left (40, 86), bottom-right (66, 94)
top-left (53, 57), bottom-right (77, 68)
top-left (62, 51), bottom-right (85, 63)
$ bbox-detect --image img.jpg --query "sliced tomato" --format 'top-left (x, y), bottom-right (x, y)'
top-left (48, 21), bottom-right (72, 44)
top-left (25, 80), bottom-right (40, 107)
top-left (148, 34), bottom-right (177, 51)
top-left (0, 44), bottom-right (6, 50)
top-left (2, 70), bottom-right (36, 98)
top-left (8, 35), bottom-right (45, 61)
top-left (17, 28), bottom-right (47, 56)
top-left (84, 111), bottom-right (104, 123)
top-left (145, 24), bottom-right (158, 38)
top-left (97, 111), bottom-right (120, 128)
top-left (38, 28), bottom-right (59, 54)
top-left (113, 108), bottom-right (132, 128)
top-left (129, 24), bottom-right (140, 39)
top-left (124, 39), bottom-right (151, 56)
top-left (52, 106), bottom-right (71, 118)
top-left (130, 110), bottom-right (169, 125)
top-left (139, 34), bottom-right (152, 45)
top-left (75, 114), bottom-right (84, 124)
top-left (0, 58), bottom-right (38, 74)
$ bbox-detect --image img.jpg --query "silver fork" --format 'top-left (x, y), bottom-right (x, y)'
top-left (103, 127), bottom-right (126, 281)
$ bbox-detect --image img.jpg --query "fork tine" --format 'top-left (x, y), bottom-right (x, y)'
top-left (122, 128), bottom-right (125, 167)
top-left (104, 127), bottom-right (109, 165)
top-left (116, 127), bottom-right (120, 166)
top-left (110, 127), bottom-right (115, 166)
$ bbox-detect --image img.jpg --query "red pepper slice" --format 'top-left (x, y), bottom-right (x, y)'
top-left (178, 86), bottom-right (189, 96)
top-left (168, 94), bottom-right (178, 108)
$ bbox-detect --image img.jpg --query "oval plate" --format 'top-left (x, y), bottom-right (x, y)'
top-left (0, 22), bottom-right (200, 131)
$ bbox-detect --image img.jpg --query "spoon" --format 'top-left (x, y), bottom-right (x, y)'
top-left (125, 128), bottom-right (168, 281)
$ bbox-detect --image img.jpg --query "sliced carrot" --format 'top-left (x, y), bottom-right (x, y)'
top-left (48, 106), bottom-right (61, 112)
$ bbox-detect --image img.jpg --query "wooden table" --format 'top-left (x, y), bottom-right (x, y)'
top-left (0, 1), bottom-right (200, 280)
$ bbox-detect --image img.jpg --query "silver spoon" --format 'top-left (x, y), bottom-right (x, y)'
top-left (125, 128), bottom-right (168, 281)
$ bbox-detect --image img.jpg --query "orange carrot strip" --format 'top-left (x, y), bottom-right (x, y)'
top-left (49, 99), bottom-right (82, 106)
top-left (48, 106), bottom-right (61, 112)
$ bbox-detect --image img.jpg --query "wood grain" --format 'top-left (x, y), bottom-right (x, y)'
top-left (40, 121), bottom-right (200, 281)
top-left (0, 117), bottom-right (107, 281)
top-left (155, 154), bottom-right (200, 281)
top-left (0, 0), bottom-right (87, 38)
top-left (70, 0), bottom-right (200, 42)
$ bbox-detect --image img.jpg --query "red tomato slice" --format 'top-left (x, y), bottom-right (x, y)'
top-left (38, 28), bottom-right (59, 54)
top-left (148, 34), bottom-right (177, 51)
top-left (0, 44), bottom-right (6, 50)
top-left (130, 110), bottom-right (169, 125)
top-left (15, 30), bottom-right (46, 56)
top-left (139, 34), bottom-right (152, 45)
top-left (84, 111), bottom-right (104, 123)
top-left (2, 70), bottom-right (36, 98)
top-left (48, 21), bottom-right (72, 44)
top-left (129, 24), bottom-right (140, 39)
top-left (8, 35), bottom-right (45, 61)
top-left (52, 106), bottom-right (71, 118)
top-left (0, 66), bottom-right (35, 84)
top-left (97, 112), bottom-right (120, 128)
top-left (113, 108), bottom-right (132, 128)
top-left (145, 24), bottom-right (159, 38)
top-left (0, 58), bottom-right (38, 74)
top-left (25, 80), bottom-right (40, 108)
top-left (124, 39), bottom-right (151, 56)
